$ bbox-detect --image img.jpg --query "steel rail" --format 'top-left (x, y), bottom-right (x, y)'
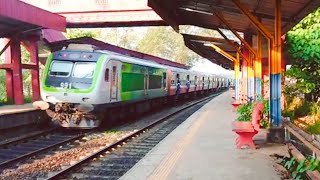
top-left (0, 132), bottom-right (85, 169)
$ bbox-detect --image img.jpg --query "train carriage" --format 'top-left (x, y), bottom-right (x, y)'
top-left (37, 44), bottom-right (231, 129)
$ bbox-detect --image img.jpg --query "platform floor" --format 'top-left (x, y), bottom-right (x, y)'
top-left (120, 91), bottom-right (286, 180)
top-left (0, 103), bottom-right (37, 116)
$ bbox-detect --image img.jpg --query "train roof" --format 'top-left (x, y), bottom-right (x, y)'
top-left (55, 46), bottom-right (230, 79)
top-left (97, 50), bottom-right (169, 70)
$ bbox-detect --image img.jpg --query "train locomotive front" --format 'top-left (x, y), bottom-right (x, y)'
top-left (38, 45), bottom-right (169, 129)
top-left (39, 48), bottom-right (110, 128)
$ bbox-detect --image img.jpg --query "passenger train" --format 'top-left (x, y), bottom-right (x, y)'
top-left (35, 44), bottom-right (233, 128)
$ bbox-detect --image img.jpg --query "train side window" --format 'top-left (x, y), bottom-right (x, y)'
top-left (105, 68), bottom-right (109, 82)
top-left (163, 72), bottom-right (167, 88)
top-left (195, 76), bottom-right (198, 84)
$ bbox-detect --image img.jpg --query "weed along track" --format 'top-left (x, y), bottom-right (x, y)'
top-left (41, 93), bottom-right (220, 180)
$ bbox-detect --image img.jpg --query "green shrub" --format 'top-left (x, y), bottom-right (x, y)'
top-left (305, 121), bottom-right (320, 134)
top-left (236, 100), bottom-right (270, 128)
top-left (295, 101), bottom-right (311, 118)
top-left (310, 102), bottom-right (320, 116)
top-left (236, 102), bottom-right (253, 121)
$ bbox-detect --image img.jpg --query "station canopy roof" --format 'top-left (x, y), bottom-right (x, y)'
top-left (182, 33), bottom-right (236, 69)
top-left (148, 0), bottom-right (320, 69)
top-left (0, 0), bottom-right (66, 38)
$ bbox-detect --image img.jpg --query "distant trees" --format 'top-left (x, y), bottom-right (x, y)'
top-left (65, 26), bottom-right (216, 66)
top-left (66, 29), bottom-right (101, 39)
top-left (136, 27), bottom-right (200, 65)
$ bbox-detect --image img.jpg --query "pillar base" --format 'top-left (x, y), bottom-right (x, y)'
top-left (267, 127), bottom-right (285, 143)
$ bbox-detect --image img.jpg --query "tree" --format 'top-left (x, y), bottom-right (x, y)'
top-left (99, 28), bottom-right (141, 50)
top-left (137, 27), bottom-right (201, 65)
top-left (285, 7), bottom-right (320, 101)
top-left (66, 29), bottom-right (101, 39)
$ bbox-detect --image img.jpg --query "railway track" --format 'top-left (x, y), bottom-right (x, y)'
top-left (0, 129), bottom-right (84, 170)
top-left (42, 92), bottom-right (222, 180)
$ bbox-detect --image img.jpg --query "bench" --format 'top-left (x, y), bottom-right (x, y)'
top-left (232, 102), bottom-right (264, 149)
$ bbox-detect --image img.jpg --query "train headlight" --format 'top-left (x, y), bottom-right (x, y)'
top-left (82, 97), bottom-right (91, 102)
top-left (46, 96), bottom-right (57, 102)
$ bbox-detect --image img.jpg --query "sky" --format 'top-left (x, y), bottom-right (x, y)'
top-left (191, 59), bottom-right (234, 78)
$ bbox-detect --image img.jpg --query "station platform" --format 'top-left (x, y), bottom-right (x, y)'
top-left (121, 91), bottom-right (287, 180)
top-left (0, 103), bottom-right (37, 116)
top-left (0, 103), bottom-right (49, 132)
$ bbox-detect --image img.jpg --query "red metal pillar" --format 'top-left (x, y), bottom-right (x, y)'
top-left (244, 32), bottom-right (254, 101)
top-left (241, 60), bottom-right (248, 103)
top-left (11, 39), bottom-right (24, 105)
top-left (4, 39), bottom-right (14, 103)
top-left (28, 39), bottom-right (41, 102)
top-left (262, 57), bottom-right (269, 100)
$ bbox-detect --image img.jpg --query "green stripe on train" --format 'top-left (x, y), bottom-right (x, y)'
top-left (120, 62), bottom-right (167, 101)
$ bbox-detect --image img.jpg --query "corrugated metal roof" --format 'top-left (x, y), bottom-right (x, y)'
top-left (183, 34), bottom-right (236, 69)
top-left (149, 0), bottom-right (320, 69)
top-left (149, 0), bottom-right (320, 35)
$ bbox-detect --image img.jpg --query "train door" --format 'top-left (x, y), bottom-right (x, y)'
top-left (109, 60), bottom-right (120, 102)
top-left (144, 68), bottom-right (149, 97)
top-left (202, 76), bottom-right (205, 90)
top-left (194, 76), bottom-right (198, 91)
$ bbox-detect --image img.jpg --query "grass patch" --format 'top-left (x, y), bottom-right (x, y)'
top-left (104, 129), bottom-right (119, 134)
top-left (305, 120), bottom-right (320, 134)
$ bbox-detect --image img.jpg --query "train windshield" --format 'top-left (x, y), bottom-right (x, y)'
top-left (49, 61), bottom-right (73, 77)
top-left (46, 61), bottom-right (96, 90)
top-left (72, 62), bottom-right (96, 78)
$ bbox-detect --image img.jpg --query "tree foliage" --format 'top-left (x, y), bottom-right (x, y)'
top-left (65, 26), bottom-right (224, 66)
top-left (285, 7), bottom-right (320, 101)
top-left (66, 29), bottom-right (101, 39)
top-left (137, 27), bottom-right (201, 65)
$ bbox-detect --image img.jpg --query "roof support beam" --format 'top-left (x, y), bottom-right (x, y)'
top-left (216, 28), bottom-right (249, 63)
top-left (206, 44), bottom-right (236, 62)
top-left (214, 12), bottom-right (257, 57)
top-left (0, 39), bottom-right (12, 57)
top-left (232, 0), bottom-right (273, 41)
top-left (234, 52), bottom-right (240, 101)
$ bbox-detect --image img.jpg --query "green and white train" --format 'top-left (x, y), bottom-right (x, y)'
top-left (36, 44), bottom-right (232, 128)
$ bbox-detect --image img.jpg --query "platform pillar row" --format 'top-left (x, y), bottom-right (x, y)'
top-left (4, 39), bottom-right (24, 105)
top-left (270, 0), bottom-right (282, 127)
top-left (241, 58), bottom-right (248, 104)
top-left (26, 38), bottom-right (41, 102)
top-left (248, 53), bottom-right (255, 101)
top-left (234, 52), bottom-right (240, 101)
top-left (3, 39), bottom-right (14, 104)
top-left (244, 32), bottom-right (255, 102)
top-left (254, 32), bottom-right (262, 100)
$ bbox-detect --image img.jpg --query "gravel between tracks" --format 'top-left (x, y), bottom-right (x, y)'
top-left (0, 103), bottom-right (187, 180)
